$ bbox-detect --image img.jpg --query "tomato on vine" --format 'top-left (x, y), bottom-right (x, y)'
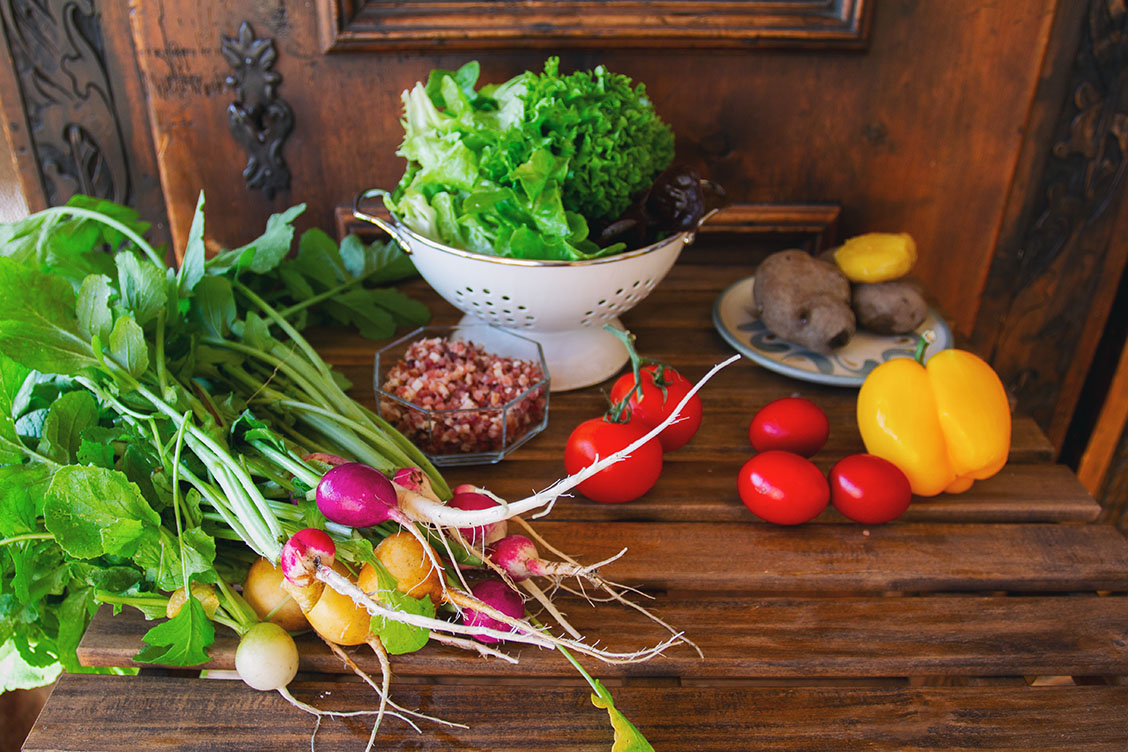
top-left (607, 330), bottom-right (703, 452)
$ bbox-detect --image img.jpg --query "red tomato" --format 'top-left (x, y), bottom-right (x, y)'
top-left (564, 418), bottom-right (663, 504)
top-left (736, 450), bottom-right (829, 525)
top-left (748, 397), bottom-right (829, 457)
top-left (609, 365), bottom-right (702, 452)
top-left (829, 454), bottom-right (912, 524)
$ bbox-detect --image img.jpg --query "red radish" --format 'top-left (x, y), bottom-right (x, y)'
top-left (487, 534), bottom-right (594, 582)
top-left (393, 466), bottom-right (440, 502)
top-left (448, 491), bottom-right (509, 549)
top-left (280, 528), bottom-right (336, 587)
top-left (461, 580), bottom-right (525, 644)
top-left (317, 462), bottom-right (398, 527)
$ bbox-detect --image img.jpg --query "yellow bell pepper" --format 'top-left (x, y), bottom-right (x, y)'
top-left (856, 338), bottom-right (1011, 496)
top-left (834, 232), bottom-right (917, 283)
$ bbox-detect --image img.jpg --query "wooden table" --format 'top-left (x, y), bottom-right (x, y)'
top-left (23, 262), bottom-right (1128, 751)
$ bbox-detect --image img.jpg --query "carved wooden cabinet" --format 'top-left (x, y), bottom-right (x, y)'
top-left (0, 0), bottom-right (1125, 520)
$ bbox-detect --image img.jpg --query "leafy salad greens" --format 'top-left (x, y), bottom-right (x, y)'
top-left (387, 58), bottom-right (675, 260)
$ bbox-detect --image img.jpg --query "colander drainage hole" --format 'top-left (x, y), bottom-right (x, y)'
top-left (615, 288), bottom-right (624, 295)
top-left (632, 280), bottom-right (641, 288)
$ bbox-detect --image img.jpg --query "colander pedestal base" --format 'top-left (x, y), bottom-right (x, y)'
top-left (458, 315), bottom-right (628, 392)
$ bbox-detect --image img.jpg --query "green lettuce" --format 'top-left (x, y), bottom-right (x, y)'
top-left (387, 58), bottom-right (674, 260)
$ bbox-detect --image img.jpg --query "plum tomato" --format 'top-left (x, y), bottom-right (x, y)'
top-left (748, 396), bottom-right (829, 457)
top-left (829, 454), bottom-right (912, 524)
top-left (564, 417), bottom-right (663, 504)
top-left (737, 450), bottom-right (829, 525)
top-left (609, 365), bottom-right (702, 452)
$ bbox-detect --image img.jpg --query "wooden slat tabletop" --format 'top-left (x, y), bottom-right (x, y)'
top-left (26, 262), bottom-right (1128, 751)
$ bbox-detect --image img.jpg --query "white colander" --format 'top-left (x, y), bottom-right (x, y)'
top-left (354, 189), bottom-right (707, 391)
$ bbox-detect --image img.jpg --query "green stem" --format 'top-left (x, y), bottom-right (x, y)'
top-left (94, 591), bottom-right (168, 609)
top-left (914, 333), bottom-right (932, 364)
top-left (233, 281), bottom-right (336, 385)
top-left (250, 441), bottom-right (322, 489)
top-left (277, 400), bottom-right (412, 468)
top-left (201, 338), bottom-right (342, 417)
top-left (155, 308), bottom-right (169, 396)
top-left (0, 532), bottom-right (54, 547)
top-left (276, 274), bottom-right (368, 319)
top-left (170, 411), bottom-right (192, 592)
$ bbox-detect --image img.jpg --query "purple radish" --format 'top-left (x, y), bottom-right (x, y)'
top-left (316, 463), bottom-right (398, 528)
top-left (280, 528), bottom-right (336, 587)
top-left (448, 491), bottom-right (509, 549)
top-left (461, 580), bottom-right (525, 644)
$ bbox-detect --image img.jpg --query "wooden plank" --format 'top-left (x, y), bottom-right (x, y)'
top-left (519, 521), bottom-right (1128, 593)
top-left (79, 595), bottom-right (1128, 680)
top-left (453, 461), bottom-right (1099, 524)
top-left (25, 674), bottom-right (1128, 751)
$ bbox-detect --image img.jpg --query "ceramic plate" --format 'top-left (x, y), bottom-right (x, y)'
top-left (712, 275), bottom-right (953, 387)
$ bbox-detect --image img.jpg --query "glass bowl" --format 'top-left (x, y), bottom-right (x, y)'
top-left (374, 324), bottom-right (550, 466)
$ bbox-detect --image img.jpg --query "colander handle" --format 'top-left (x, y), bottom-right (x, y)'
top-left (679, 206), bottom-right (722, 246)
top-left (352, 189), bottom-right (411, 254)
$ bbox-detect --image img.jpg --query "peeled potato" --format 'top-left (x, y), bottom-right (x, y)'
top-left (834, 233), bottom-right (917, 283)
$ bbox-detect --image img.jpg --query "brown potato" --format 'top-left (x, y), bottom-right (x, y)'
top-left (852, 278), bottom-right (928, 335)
top-left (753, 249), bottom-right (856, 353)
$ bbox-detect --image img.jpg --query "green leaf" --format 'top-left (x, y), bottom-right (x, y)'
top-left (0, 258), bottom-right (98, 375)
top-left (0, 352), bottom-right (31, 463)
top-left (76, 274), bottom-right (115, 344)
top-left (107, 315), bottom-right (149, 378)
top-left (207, 204), bottom-right (306, 274)
top-left (77, 426), bottom-right (120, 468)
top-left (0, 640), bottom-right (62, 692)
top-left (0, 463), bottom-right (50, 536)
top-left (132, 594), bottom-right (215, 666)
top-left (192, 275), bottom-right (236, 338)
top-left (38, 390), bottom-right (100, 464)
top-left (56, 583), bottom-right (97, 673)
top-left (177, 192), bottom-right (206, 295)
top-left (115, 251), bottom-right (168, 327)
top-left (43, 465), bottom-right (162, 560)
top-left (142, 527), bottom-right (217, 592)
top-left (364, 560), bottom-right (433, 655)
top-left (560, 646), bottom-right (656, 752)
top-left (591, 686), bottom-right (656, 752)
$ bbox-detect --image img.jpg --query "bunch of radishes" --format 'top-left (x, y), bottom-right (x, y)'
top-left (737, 396), bottom-right (913, 525)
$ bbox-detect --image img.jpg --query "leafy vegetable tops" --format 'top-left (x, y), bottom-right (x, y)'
top-left (387, 58), bottom-right (675, 261)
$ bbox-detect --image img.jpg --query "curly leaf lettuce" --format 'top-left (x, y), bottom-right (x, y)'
top-left (387, 58), bottom-right (674, 260)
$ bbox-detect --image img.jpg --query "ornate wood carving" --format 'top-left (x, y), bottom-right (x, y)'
top-left (974, 0), bottom-right (1128, 449)
top-left (317, 0), bottom-right (872, 52)
top-left (0, 0), bottom-right (131, 206)
top-left (221, 22), bottom-right (292, 200)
